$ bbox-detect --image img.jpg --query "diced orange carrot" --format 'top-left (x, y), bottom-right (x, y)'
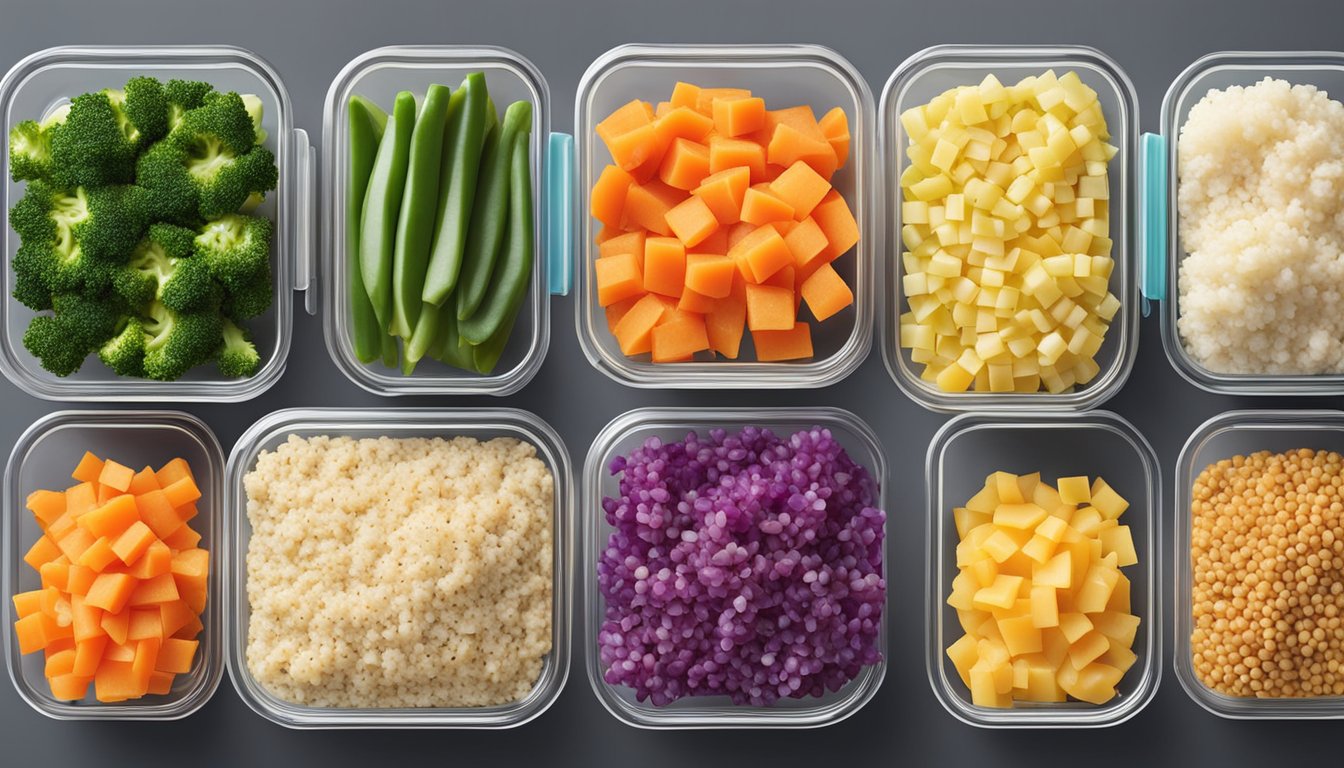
top-left (41, 612), bottom-right (72, 644)
top-left (813, 190), bottom-right (860, 261)
top-left (692, 166), bottom-right (749, 226)
top-left (15, 612), bottom-right (50, 654)
top-left (96, 483), bottom-right (120, 506)
top-left (127, 466), bottom-right (161, 497)
top-left (740, 185), bottom-right (795, 226)
top-left (597, 100), bottom-right (660, 171)
top-left (769, 160), bottom-right (831, 220)
top-left (818, 107), bottom-right (850, 169)
top-left (800, 262), bottom-right (855, 321)
top-left (613, 294), bottom-right (668, 357)
top-left (76, 537), bottom-right (118, 572)
top-left (622, 180), bottom-right (683, 236)
top-left (762, 264), bottom-right (796, 293)
top-left (72, 452), bottom-right (104, 484)
top-left (128, 573), bottom-right (180, 607)
top-left (173, 614), bottom-right (204, 641)
top-left (24, 535), bottom-right (64, 571)
top-left (70, 594), bottom-right (103, 643)
top-left (642, 237), bottom-right (686, 297)
top-left (595, 252), bottom-right (645, 307)
top-left (45, 512), bottom-right (75, 540)
top-left (598, 230), bottom-right (646, 260)
top-left (664, 195), bottom-right (719, 248)
top-left (147, 670), bottom-right (175, 696)
top-left (696, 227), bottom-right (729, 255)
top-left (101, 609), bottom-right (130, 646)
top-left (767, 124), bottom-right (837, 178)
top-left (159, 600), bottom-right (195, 639)
top-left (651, 313), bottom-right (711, 362)
top-left (111, 521), bottom-right (156, 565)
top-left (98, 460), bottom-right (134, 493)
top-left (655, 101), bottom-right (672, 118)
top-left (79, 494), bottom-right (140, 539)
top-left (129, 540), bottom-right (173, 580)
top-left (26, 489), bottom-right (67, 527)
top-left (156, 637), bottom-right (198, 675)
top-left (162, 525), bottom-right (202, 552)
top-left (127, 608), bottom-right (162, 642)
top-left (45, 647), bottom-right (76, 678)
top-left (94, 660), bottom-right (141, 702)
top-left (72, 636), bottom-right (107, 677)
top-left (658, 138), bottom-right (711, 191)
top-left (66, 564), bottom-right (97, 597)
top-left (685, 254), bottom-right (737, 299)
top-left (753, 322), bottom-right (815, 361)
top-left (670, 82), bottom-right (702, 111)
top-left (40, 560), bottom-right (70, 592)
top-left (712, 96), bottom-right (766, 138)
top-left (86, 572), bottom-right (137, 614)
top-left (595, 225), bottom-right (617, 245)
top-left (590, 165), bottom-right (634, 228)
top-left (706, 276), bottom-right (748, 359)
top-left (654, 106), bottom-right (714, 144)
top-left (162, 476), bottom-right (201, 508)
top-left (745, 283), bottom-right (797, 331)
top-left (56, 527), bottom-right (96, 562)
top-left (708, 136), bottom-right (767, 182)
top-left (135, 640), bottom-right (163, 693)
top-left (695, 87), bottom-right (752, 115)
top-left (154, 458), bottom-right (193, 488)
top-left (783, 216), bottom-right (830, 269)
top-left (64, 481), bottom-right (98, 517)
top-left (48, 674), bottom-right (91, 701)
top-left (605, 294), bottom-right (642, 335)
top-left (103, 642), bottom-right (136, 663)
top-left (171, 548), bottom-right (209, 583)
top-left (728, 225), bottom-right (793, 284)
top-left (13, 590), bottom-right (44, 619)
top-left (133, 489), bottom-right (184, 540)
top-left (677, 287), bottom-right (717, 314)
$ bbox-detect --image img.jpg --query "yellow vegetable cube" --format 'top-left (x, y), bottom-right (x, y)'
top-left (953, 506), bottom-right (992, 538)
top-left (1059, 662), bottom-right (1124, 705)
top-left (1101, 640), bottom-right (1138, 674)
top-left (981, 528), bottom-right (1021, 563)
top-left (966, 483), bottom-right (999, 513)
top-left (993, 502), bottom-right (1047, 530)
top-left (1091, 611), bottom-right (1141, 648)
top-left (1057, 612), bottom-right (1093, 644)
top-left (1075, 558), bottom-right (1120, 614)
top-left (1089, 477), bottom-right (1129, 519)
top-left (1023, 658), bottom-right (1067, 702)
top-left (1099, 525), bottom-right (1138, 567)
top-left (1029, 585), bottom-right (1059, 629)
top-left (998, 613), bottom-right (1044, 657)
top-left (947, 633), bottom-right (980, 687)
top-left (1057, 475), bottom-right (1091, 505)
top-left (1035, 514), bottom-right (1069, 542)
top-left (973, 574), bottom-right (1025, 611)
top-left (1021, 534), bottom-right (1056, 564)
top-left (990, 471), bottom-right (1024, 504)
top-left (1033, 550), bottom-right (1072, 589)
top-left (1068, 629), bottom-right (1110, 670)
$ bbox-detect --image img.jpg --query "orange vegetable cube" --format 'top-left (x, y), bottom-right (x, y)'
top-left (658, 138), bottom-right (711, 191)
top-left (24, 535), bottom-right (64, 571)
top-left (692, 166), bottom-right (749, 226)
top-left (129, 540), bottom-right (173, 580)
top-left (94, 660), bottom-right (141, 702)
top-left (162, 525), bottom-right (202, 552)
top-left (605, 294), bottom-right (642, 336)
top-left (101, 610), bottom-right (130, 646)
top-left (769, 160), bottom-right (831, 220)
top-left (708, 136), bottom-right (766, 182)
top-left (598, 230), bottom-right (646, 260)
top-left (728, 225), bottom-right (793, 283)
top-left (96, 483), bottom-right (120, 506)
top-left (813, 190), bottom-right (860, 261)
top-left (147, 670), bottom-right (175, 696)
top-left (677, 287), bottom-right (717, 315)
top-left (129, 573), bottom-right (180, 607)
top-left (48, 674), bottom-right (92, 701)
top-left (706, 277), bottom-right (748, 359)
top-left (597, 100), bottom-right (661, 171)
top-left (712, 96), bottom-right (766, 138)
top-left (763, 106), bottom-right (826, 141)
top-left (173, 614), bottom-right (204, 640)
top-left (784, 216), bottom-right (829, 269)
top-left (818, 107), bottom-right (851, 169)
top-left (154, 458), bottom-right (193, 488)
top-left (651, 313), bottom-right (710, 363)
top-left (132, 638), bottom-right (161, 694)
top-left (134, 489), bottom-right (184, 540)
top-left (642, 237), bottom-right (686, 297)
top-left (695, 87), bottom-right (752, 115)
top-left (664, 195), bottom-right (719, 248)
top-left (111, 521), bottom-right (156, 565)
top-left (670, 82), bottom-right (703, 111)
top-left (45, 511), bottom-right (75, 539)
top-left (13, 589), bottom-right (44, 618)
top-left (56, 527), bottom-right (96, 562)
top-left (740, 185), bottom-right (795, 226)
top-left (800, 262), bottom-right (855, 321)
top-left (767, 124), bottom-right (837, 178)
top-left (614, 294), bottom-right (669, 356)
top-left (15, 612), bottom-right (51, 654)
top-left (745, 283), bottom-right (797, 331)
top-left (622, 180), bottom-right (683, 236)
top-left (590, 165), bottom-right (634, 228)
top-left (64, 481), bottom-right (98, 517)
top-left (162, 476), bottom-right (201, 508)
top-left (40, 560), bottom-right (70, 592)
top-left (66, 564), bottom-right (97, 596)
top-left (72, 452), bottom-right (104, 484)
top-left (685, 254), bottom-right (737, 299)
top-left (172, 548), bottom-right (210, 587)
top-left (45, 647), bottom-right (76, 678)
top-left (72, 636), bottom-right (108, 677)
top-left (159, 600), bottom-right (196, 639)
top-left (103, 641), bottom-right (136, 663)
top-left (127, 608), bottom-right (163, 642)
top-left (85, 572), bottom-right (136, 614)
top-left (762, 264), bottom-right (796, 293)
top-left (26, 489), bottom-right (66, 527)
top-left (155, 638), bottom-right (199, 675)
top-left (654, 106), bottom-right (714, 144)
top-left (79, 494), bottom-right (140, 539)
top-left (127, 466), bottom-right (161, 496)
top-left (70, 594), bottom-right (103, 642)
top-left (595, 252), bottom-right (645, 307)
top-left (98, 460), bottom-right (134, 493)
top-left (76, 536), bottom-right (119, 571)
top-left (753, 322), bottom-right (815, 361)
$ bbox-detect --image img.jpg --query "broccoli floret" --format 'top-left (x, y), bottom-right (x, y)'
top-left (136, 132), bottom-right (277, 221)
top-left (221, 263), bottom-right (273, 321)
top-left (141, 300), bottom-right (222, 381)
top-left (123, 76), bottom-right (169, 145)
top-left (217, 318), bottom-right (260, 378)
top-left (98, 317), bottom-right (146, 377)
top-left (49, 90), bottom-right (139, 187)
top-left (164, 79), bottom-right (215, 133)
top-left (112, 225), bottom-right (220, 312)
top-left (9, 183), bottom-right (118, 295)
top-left (74, 184), bottom-right (149, 262)
top-left (135, 142), bottom-right (200, 225)
top-left (240, 93), bottom-right (267, 145)
top-left (8, 105), bottom-right (69, 183)
top-left (12, 261), bottom-right (54, 311)
top-left (22, 292), bottom-right (124, 376)
top-left (194, 213), bottom-right (272, 293)
top-left (171, 91), bottom-right (258, 158)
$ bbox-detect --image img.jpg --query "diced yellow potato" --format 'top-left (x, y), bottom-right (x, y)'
top-left (959, 608), bottom-right (993, 635)
top-left (973, 574), bottom-right (1025, 611)
top-left (1068, 629), bottom-right (1110, 670)
top-left (1089, 477), bottom-right (1129, 519)
top-left (1059, 663), bottom-right (1124, 706)
top-left (1035, 514), bottom-right (1069, 542)
top-left (1041, 627), bottom-right (1070, 667)
top-left (1101, 639), bottom-right (1138, 674)
top-left (969, 660), bottom-right (1006, 707)
top-left (1033, 550), bottom-right (1072, 589)
top-left (1011, 657), bottom-right (1030, 691)
top-left (1075, 557), bottom-right (1120, 614)
top-left (1070, 505), bottom-right (1104, 536)
top-left (1091, 611), bottom-right (1141, 648)
top-left (948, 570), bottom-right (979, 611)
top-left (1057, 475), bottom-right (1091, 505)
top-left (990, 471), bottom-right (1024, 504)
top-left (1022, 657), bottom-right (1068, 702)
top-left (998, 613), bottom-right (1044, 657)
top-left (982, 528), bottom-right (1021, 563)
top-left (970, 556), bottom-right (999, 589)
top-left (953, 506), bottom-right (992, 538)
top-left (1032, 482), bottom-right (1063, 514)
top-left (994, 502), bottom-right (1047, 530)
top-left (1029, 584), bottom-right (1059, 629)
top-left (1098, 525), bottom-right (1138, 567)
top-left (1107, 571), bottom-right (1131, 613)
top-left (1021, 534), bottom-right (1056, 564)
top-left (1058, 612), bottom-right (1094, 643)
top-left (947, 633), bottom-right (980, 687)
top-left (936, 363), bottom-right (976, 392)
top-left (966, 482), bottom-right (999, 513)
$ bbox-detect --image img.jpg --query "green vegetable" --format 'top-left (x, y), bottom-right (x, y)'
top-left (98, 317), bottom-right (147, 377)
top-left (123, 76), bottom-right (170, 146)
top-left (112, 223), bottom-right (219, 313)
top-left (455, 100), bottom-right (532, 320)
top-left (472, 309), bottom-right (517, 375)
top-left (346, 94), bottom-right (388, 364)
top-left (140, 300), bottom-right (223, 381)
top-left (428, 295), bottom-right (476, 371)
top-left (359, 91), bottom-right (417, 332)
top-left (9, 182), bottom-right (147, 296)
top-left (8, 105), bottom-right (67, 183)
top-left (49, 90), bottom-right (140, 188)
top-left (193, 213), bottom-right (273, 294)
top-left (460, 124), bottom-right (532, 345)
top-left (217, 318), bottom-right (260, 378)
top-left (164, 79), bottom-right (216, 134)
top-left (21, 293), bottom-right (125, 376)
top-left (390, 84), bottom-right (453, 340)
top-left (422, 73), bottom-right (490, 305)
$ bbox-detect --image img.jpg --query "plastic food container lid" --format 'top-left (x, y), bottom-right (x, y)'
top-left (3, 410), bottom-right (225, 720)
top-left (0, 45), bottom-right (315, 402)
top-left (881, 45), bottom-right (1140, 412)
top-left (320, 46), bottom-right (573, 397)
top-left (925, 410), bottom-right (1161, 727)
top-left (583, 407), bottom-right (888, 728)
top-left (1142, 51), bottom-right (1344, 395)
top-left (224, 407), bottom-right (572, 728)
top-left (573, 44), bottom-right (875, 389)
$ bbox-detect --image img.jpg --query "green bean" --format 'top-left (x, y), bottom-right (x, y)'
top-left (359, 91), bottom-right (417, 332)
top-left (459, 126), bottom-right (532, 345)
top-left (472, 307), bottom-right (518, 375)
top-left (346, 95), bottom-right (386, 364)
top-left (422, 73), bottom-right (490, 306)
top-left (429, 295), bottom-right (477, 371)
top-left (455, 100), bottom-right (532, 320)
top-left (390, 84), bottom-right (453, 340)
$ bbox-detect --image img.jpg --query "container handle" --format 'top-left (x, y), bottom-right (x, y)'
top-left (546, 132), bottom-right (574, 297)
top-left (292, 127), bottom-right (317, 316)
top-left (1139, 132), bottom-right (1167, 316)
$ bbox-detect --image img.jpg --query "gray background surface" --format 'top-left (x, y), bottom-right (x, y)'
top-left (0, 0), bottom-right (1339, 764)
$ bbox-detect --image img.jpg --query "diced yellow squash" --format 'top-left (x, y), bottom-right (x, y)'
top-left (970, 660), bottom-right (1013, 707)
top-left (947, 633), bottom-right (980, 687)
top-left (1035, 515), bottom-right (1069, 543)
top-left (1030, 584), bottom-right (1059, 628)
top-left (1031, 481), bottom-right (1064, 513)
top-left (1068, 629), bottom-right (1110, 670)
top-left (947, 570), bottom-right (979, 611)
top-left (1107, 571), bottom-right (1132, 613)
top-left (990, 471), bottom-right (1024, 504)
top-left (1057, 475), bottom-right (1091, 505)
top-left (998, 613), bottom-right (1043, 657)
top-left (993, 502), bottom-right (1047, 530)
top-left (1059, 662), bottom-right (1124, 705)
top-left (1101, 638), bottom-right (1138, 674)
top-left (1070, 505), bottom-right (1104, 536)
top-left (970, 557), bottom-right (999, 588)
top-left (1022, 656), bottom-right (1068, 702)
top-left (1075, 555), bottom-right (1120, 613)
top-left (953, 506), bottom-right (992, 538)
top-left (1033, 550), bottom-right (1072, 589)
top-left (981, 528), bottom-right (1021, 563)
top-left (1041, 627), bottom-right (1070, 667)
top-left (1011, 657), bottom-right (1030, 690)
top-left (1058, 612), bottom-right (1093, 643)
top-left (1021, 534), bottom-right (1056, 564)
top-left (973, 574), bottom-right (1024, 611)
top-left (1091, 610), bottom-right (1141, 647)
top-left (1089, 477), bottom-right (1129, 520)
top-left (1098, 525), bottom-right (1138, 567)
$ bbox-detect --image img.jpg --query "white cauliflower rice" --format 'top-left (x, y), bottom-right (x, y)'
top-left (243, 434), bottom-right (554, 708)
top-left (1177, 77), bottom-right (1344, 374)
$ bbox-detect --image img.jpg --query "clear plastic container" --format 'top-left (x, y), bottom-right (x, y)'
top-left (3, 410), bottom-right (225, 719)
top-left (0, 45), bottom-right (314, 402)
top-left (925, 410), bottom-right (1160, 727)
top-left (573, 44), bottom-right (875, 389)
top-left (1146, 52), bottom-right (1344, 395)
top-left (881, 46), bottom-right (1140, 412)
top-left (321, 46), bottom-right (571, 396)
top-left (582, 407), bottom-right (888, 728)
top-left (224, 407), bottom-right (572, 728)
top-left (1174, 409), bottom-right (1344, 718)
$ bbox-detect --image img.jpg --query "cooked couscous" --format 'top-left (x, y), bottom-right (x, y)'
top-left (243, 434), bottom-right (553, 708)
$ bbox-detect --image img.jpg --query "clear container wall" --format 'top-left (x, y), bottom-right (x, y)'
top-left (322, 47), bottom-right (552, 396)
top-left (1158, 52), bottom-right (1344, 395)
top-left (1174, 409), bottom-right (1344, 717)
top-left (925, 411), bottom-right (1160, 727)
top-left (3, 410), bottom-right (224, 720)
top-left (583, 407), bottom-right (888, 728)
top-left (225, 408), bottom-right (572, 728)
top-left (882, 46), bottom-right (1140, 411)
top-left (574, 45), bottom-right (874, 389)
top-left (0, 46), bottom-right (303, 402)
